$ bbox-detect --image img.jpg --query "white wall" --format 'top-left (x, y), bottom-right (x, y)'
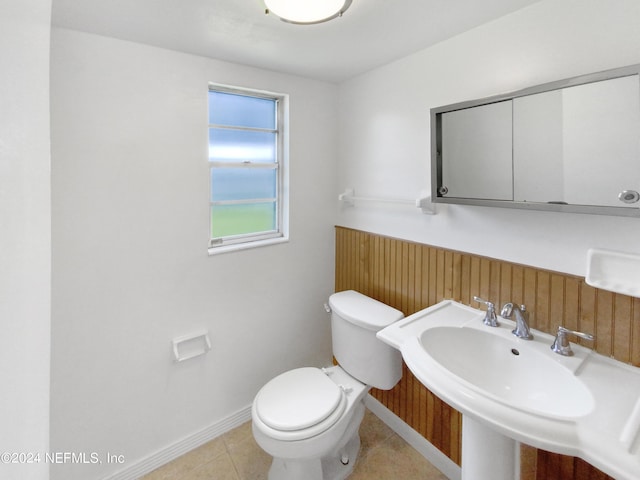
top-left (0, 2), bottom-right (52, 480)
top-left (337, 0), bottom-right (640, 276)
top-left (50, 29), bottom-right (337, 479)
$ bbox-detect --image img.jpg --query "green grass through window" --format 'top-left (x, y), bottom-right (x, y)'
top-left (210, 203), bottom-right (276, 238)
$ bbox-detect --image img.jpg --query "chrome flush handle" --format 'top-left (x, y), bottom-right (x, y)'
top-left (473, 296), bottom-right (499, 327)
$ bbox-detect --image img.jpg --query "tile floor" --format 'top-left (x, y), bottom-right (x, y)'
top-left (140, 409), bottom-right (449, 480)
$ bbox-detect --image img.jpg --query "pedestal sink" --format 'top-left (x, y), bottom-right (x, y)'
top-left (420, 325), bottom-right (594, 419)
top-left (377, 300), bottom-right (640, 480)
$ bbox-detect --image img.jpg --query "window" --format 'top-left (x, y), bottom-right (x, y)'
top-left (208, 85), bottom-right (288, 253)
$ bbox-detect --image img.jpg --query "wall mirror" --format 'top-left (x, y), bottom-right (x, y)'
top-left (431, 64), bottom-right (640, 216)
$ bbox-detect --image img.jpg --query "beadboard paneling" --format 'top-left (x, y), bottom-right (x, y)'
top-left (335, 227), bottom-right (630, 480)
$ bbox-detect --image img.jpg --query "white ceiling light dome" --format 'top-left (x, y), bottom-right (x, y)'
top-left (264, 0), bottom-right (352, 25)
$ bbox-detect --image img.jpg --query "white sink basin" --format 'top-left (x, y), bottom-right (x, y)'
top-left (420, 326), bottom-right (594, 419)
top-left (377, 299), bottom-right (640, 480)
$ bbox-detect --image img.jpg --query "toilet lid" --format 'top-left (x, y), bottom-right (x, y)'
top-left (255, 367), bottom-right (343, 432)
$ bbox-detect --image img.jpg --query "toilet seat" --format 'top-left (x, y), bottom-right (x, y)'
top-left (254, 367), bottom-right (348, 441)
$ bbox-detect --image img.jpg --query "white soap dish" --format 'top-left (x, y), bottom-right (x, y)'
top-left (586, 248), bottom-right (640, 297)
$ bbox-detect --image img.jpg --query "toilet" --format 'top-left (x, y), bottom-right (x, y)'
top-left (251, 290), bottom-right (404, 480)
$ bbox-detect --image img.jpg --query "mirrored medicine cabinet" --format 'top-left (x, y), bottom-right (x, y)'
top-left (431, 64), bottom-right (640, 216)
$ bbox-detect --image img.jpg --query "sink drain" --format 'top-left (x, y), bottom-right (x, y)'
top-left (511, 348), bottom-right (520, 356)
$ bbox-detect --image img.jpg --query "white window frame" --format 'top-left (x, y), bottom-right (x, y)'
top-left (207, 84), bottom-right (289, 255)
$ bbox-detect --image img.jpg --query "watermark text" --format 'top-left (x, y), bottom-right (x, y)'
top-left (1, 451), bottom-right (125, 465)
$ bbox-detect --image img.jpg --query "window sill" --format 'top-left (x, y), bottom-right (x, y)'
top-left (207, 235), bottom-right (289, 256)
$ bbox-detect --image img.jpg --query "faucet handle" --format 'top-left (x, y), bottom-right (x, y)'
top-left (473, 296), bottom-right (499, 327)
top-left (550, 326), bottom-right (595, 356)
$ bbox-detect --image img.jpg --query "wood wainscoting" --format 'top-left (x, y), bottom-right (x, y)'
top-left (335, 227), bottom-right (639, 480)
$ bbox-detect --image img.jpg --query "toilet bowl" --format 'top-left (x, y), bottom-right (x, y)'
top-left (251, 291), bottom-right (404, 480)
top-left (252, 366), bottom-right (368, 480)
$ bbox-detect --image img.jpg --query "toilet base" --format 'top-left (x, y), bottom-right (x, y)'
top-left (268, 431), bottom-right (360, 480)
top-left (266, 402), bottom-right (364, 480)
top-left (321, 431), bottom-right (360, 480)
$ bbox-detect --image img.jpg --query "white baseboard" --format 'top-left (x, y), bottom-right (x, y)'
top-left (102, 395), bottom-right (461, 480)
top-left (364, 394), bottom-right (462, 480)
top-left (101, 405), bottom-right (252, 480)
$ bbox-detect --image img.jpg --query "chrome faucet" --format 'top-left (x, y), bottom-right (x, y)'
top-left (473, 296), bottom-right (499, 327)
top-left (550, 326), bottom-right (594, 356)
top-left (500, 303), bottom-right (533, 340)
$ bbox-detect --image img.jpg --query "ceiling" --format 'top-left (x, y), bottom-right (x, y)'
top-left (51, 0), bottom-right (541, 83)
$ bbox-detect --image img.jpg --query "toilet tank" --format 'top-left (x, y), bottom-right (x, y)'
top-left (328, 290), bottom-right (404, 390)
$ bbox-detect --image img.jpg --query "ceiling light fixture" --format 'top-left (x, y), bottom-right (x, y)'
top-left (264, 0), bottom-right (352, 25)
